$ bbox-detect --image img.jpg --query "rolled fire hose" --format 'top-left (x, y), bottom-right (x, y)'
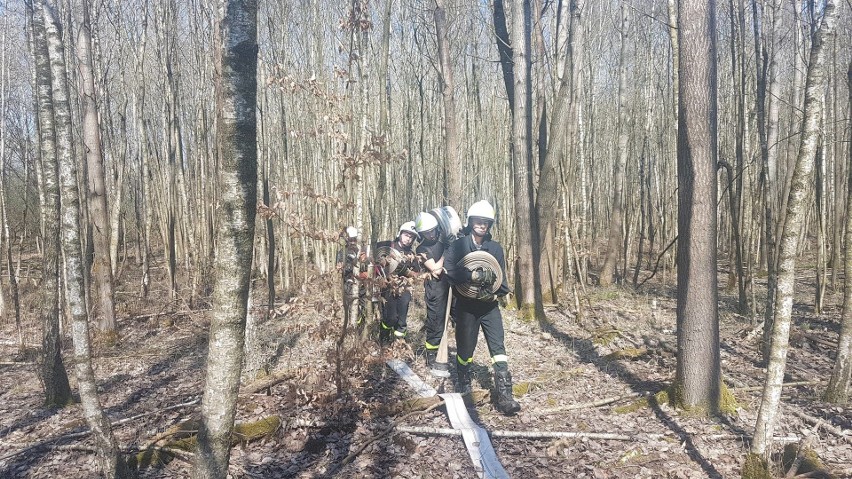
top-left (455, 250), bottom-right (502, 299)
top-left (374, 245), bottom-right (409, 275)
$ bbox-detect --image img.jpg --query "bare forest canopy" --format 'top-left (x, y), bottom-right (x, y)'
top-left (0, 0), bottom-right (848, 298)
top-left (0, 0), bottom-right (852, 477)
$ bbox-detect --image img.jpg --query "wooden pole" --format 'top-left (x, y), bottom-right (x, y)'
top-left (432, 287), bottom-right (453, 378)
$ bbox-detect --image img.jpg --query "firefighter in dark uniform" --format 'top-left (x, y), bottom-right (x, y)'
top-left (336, 226), bottom-right (368, 325)
top-left (414, 211), bottom-right (451, 373)
top-left (378, 221), bottom-right (419, 342)
top-left (444, 200), bottom-right (521, 415)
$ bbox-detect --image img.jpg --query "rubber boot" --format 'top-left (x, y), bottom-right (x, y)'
top-left (425, 350), bottom-right (437, 368)
top-left (493, 369), bottom-right (521, 415)
top-left (379, 328), bottom-right (392, 344)
top-left (428, 351), bottom-right (450, 378)
top-left (455, 364), bottom-right (472, 394)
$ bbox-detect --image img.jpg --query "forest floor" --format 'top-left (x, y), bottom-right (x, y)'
top-left (0, 264), bottom-right (850, 478)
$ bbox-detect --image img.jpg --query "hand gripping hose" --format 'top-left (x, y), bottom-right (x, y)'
top-left (454, 250), bottom-right (502, 300)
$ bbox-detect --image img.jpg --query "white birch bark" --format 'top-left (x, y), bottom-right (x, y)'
top-left (42, 1), bottom-right (126, 475)
top-left (751, 0), bottom-right (836, 457)
top-left (193, 1), bottom-right (257, 477)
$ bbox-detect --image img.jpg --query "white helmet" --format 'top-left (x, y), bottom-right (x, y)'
top-left (344, 226), bottom-right (359, 240)
top-left (398, 221), bottom-right (418, 238)
top-left (414, 212), bottom-right (439, 234)
top-left (466, 200), bottom-right (495, 227)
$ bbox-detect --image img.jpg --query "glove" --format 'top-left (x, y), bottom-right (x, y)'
top-left (358, 271), bottom-right (369, 280)
top-left (470, 267), bottom-right (496, 287)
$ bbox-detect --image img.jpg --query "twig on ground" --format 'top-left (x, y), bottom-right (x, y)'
top-left (0, 397), bottom-right (202, 463)
top-left (325, 396), bottom-right (446, 476)
top-left (731, 381), bottom-right (820, 393)
top-left (785, 408), bottom-right (850, 443)
top-left (538, 392), bottom-right (644, 415)
top-left (395, 425), bottom-right (632, 441)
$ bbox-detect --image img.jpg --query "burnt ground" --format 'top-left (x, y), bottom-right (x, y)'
top-left (0, 266), bottom-right (850, 478)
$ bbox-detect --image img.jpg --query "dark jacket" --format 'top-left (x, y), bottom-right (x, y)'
top-left (416, 237), bottom-right (445, 263)
top-left (444, 233), bottom-right (510, 297)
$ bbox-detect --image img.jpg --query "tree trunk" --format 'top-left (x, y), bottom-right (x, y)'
top-left (75, 0), bottom-right (116, 336)
top-left (193, 1), bottom-right (258, 477)
top-left (667, 0), bottom-right (679, 123)
top-left (433, 0), bottom-right (461, 207)
top-left (753, 0), bottom-right (782, 349)
top-left (492, 0), bottom-right (514, 114)
top-left (28, 0), bottom-right (72, 407)
top-left (728, 0), bottom-right (749, 314)
top-left (510, 0), bottom-right (544, 321)
top-left (674, 0), bottom-right (720, 413)
top-left (823, 58), bottom-right (852, 404)
top-left (599, 2), bottom-right (629, 287)
top-left (750, 0), bottom-right (835, 458)
top-left (535, 0), bottom-right (578, 303)
top-left (0, 12), bottom-right (23, 356)
top-left (42, 1), bottom-right (127, 475)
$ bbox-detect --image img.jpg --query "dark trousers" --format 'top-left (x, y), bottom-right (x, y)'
top-left (382, 290), bottom-right (411, 332)
top-left (424, 277), bottom-right (450, 348)
top-left (454, 296), bottom-right (506, 365)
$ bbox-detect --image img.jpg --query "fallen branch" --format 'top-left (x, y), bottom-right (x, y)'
top-left (538, 392), bottom-right (644, 415)
top-left (785, 408), bottom-right (851, 443)
top-left (785, 420), bottom-right (821, 478)
top-left (702, 434), bottom-right (800, 443)
top-left (241, 369), bottom-right (296, 395)
top-left (396, 425), bottom-right (632, 441)
top-left (731, 381), bottom-right (820, 393)
top-left (122, 309), bottom-right (212, 322)
top-left (0, 397), bottom-right (202, 463)
top-left (326, 396), bottom-right (447, 476)
top-left (110, 396), bottom-right (201, 428)
top-left (800, 332), bottom-right (837, 350)
top-left (397, 427), bottom-right (803, 444)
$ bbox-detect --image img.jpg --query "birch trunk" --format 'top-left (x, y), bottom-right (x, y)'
top-left (750, 0), bottom-right (836, 458)
top-left (193, 1), bottom-right (258, 477)
top-left (42, 1), bottom-right (126, 475)
top-left (29, 0), bottom-right (72, 406)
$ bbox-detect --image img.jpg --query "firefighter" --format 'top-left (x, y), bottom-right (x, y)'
top-left (444, 200), bottom-right (521, 415)
top-left (336, 226), bottom-right (368, 326)
top-left (414, 211), bottom-right (452, 374)
top-left (378, 221), bottom-right (419, 342)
